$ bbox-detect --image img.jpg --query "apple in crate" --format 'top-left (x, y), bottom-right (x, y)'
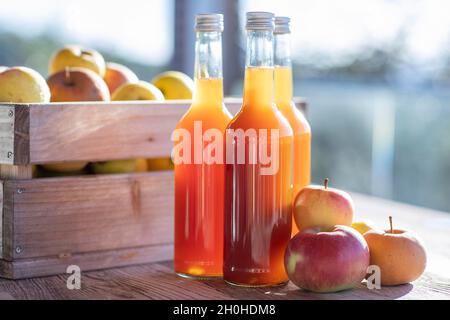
top-left (293, 178), bottom-right (354, 232)
top-left (49, 45), bottom-right (106, 77)
top-left (104, 62), bottom-right (139, 95)
top-left (285, 225), bottom-right (370, 293)
top-left (0, 66), bottom-right (50, 103)
top-left (47, 67), bottom-right (110, 102)
top-left (43, 67), bottom-right (110, 173)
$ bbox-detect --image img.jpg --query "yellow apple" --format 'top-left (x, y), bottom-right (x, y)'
top-left (151, 71), bottom-right (193, 100)
top-left (352, 220), bottom-right (377, 235)
top-left (364, 217), bottom-right (427, 286)
top-left (49, 45), bottom-right (106, 77)
top-left (0, 67), bottom-right (50, 103)
top-left (99, 81), bottom-right (163, 174)
top-left (147, 158), bottom-right (174, 171)
top-left (112, 81), bottom-right (164, 101)
top-left (91, 160), bottom-right (141, 174)
top-left (40, 162), bottom-right (89, 174)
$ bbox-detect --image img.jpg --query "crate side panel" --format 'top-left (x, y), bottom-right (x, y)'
top-left (0, 106), bottom-right (16, 165)
top-left (6, 171), bottom-right (174, 259)
top-left (29, 103), bottom-right (186, 163)
top-left (0, 243), bottom-right (172, 279)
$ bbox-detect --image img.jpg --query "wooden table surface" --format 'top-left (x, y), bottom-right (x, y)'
top-left (0, 194), bottom-right (449, 300)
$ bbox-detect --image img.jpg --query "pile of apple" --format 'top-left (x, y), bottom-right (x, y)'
top-left (0, 45), bottom-right (193, 174)
top-left (285, 178), bottom-right (427, 293)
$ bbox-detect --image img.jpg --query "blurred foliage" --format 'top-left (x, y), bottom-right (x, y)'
top-left (0, 31), bottom-right (166, 80)
top-left (1, 30), bottom-right (449, 212)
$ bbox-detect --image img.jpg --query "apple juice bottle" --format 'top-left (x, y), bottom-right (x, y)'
top-left (223, 12), bottom-right (294, 287)
top-left (174, 14), bottom-right (232, 278)
top-left (274, 17), bottom-right (311, 237)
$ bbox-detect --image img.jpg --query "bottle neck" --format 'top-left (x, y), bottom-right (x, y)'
top-left (243, 30), bottom-right (274, 107)
top-left (274, 33), bottom-right (293, 107)
top-left (193, 31), bottom-right (223, 107)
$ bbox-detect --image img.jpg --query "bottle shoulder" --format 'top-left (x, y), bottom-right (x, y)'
top-left (278, 101), bottom-right (311, 134)
top-left (226, 104), bottom-right (293, 137)
top-left (176, 104), bottom-right (232, 130)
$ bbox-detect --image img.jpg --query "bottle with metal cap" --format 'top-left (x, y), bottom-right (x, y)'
top-left (274, 16), bottom-right (312, 237)
top-left (224, 12), bottom-right (293, 287)
top-left (174, 13), bottom-right (232, 279)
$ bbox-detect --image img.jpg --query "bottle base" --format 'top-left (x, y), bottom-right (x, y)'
top-left (176, 272), bottom-right (223, 281)
top-left (224, 279), bottom-right (289, 288)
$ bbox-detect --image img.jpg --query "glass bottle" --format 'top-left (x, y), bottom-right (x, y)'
top-left (274, 16), bottom-right (312, 237)
top-left (174, 14), bottom-right (232, 278)
top-left (223, 12), bottom-right (293, 287)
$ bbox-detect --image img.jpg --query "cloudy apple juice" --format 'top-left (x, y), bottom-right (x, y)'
top-left (274, 17), bottom-right (311, 237)
top-left (223, 12), bottom-right (293, 287)
top-left (173, 14), bottom-right (231, 278)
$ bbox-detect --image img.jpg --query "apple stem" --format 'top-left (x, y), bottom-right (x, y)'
top-left (389, 216), bottom-right (393, 233)
top-left (324, 178), bottom-right (329, 190)
top-left (64, 67), bottom-right (72, 85)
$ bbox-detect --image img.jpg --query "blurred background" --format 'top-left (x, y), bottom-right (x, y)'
top-left (0, 0), bottom-right (449, 212)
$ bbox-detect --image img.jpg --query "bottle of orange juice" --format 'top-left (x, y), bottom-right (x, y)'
top-left (223, 12), bottom-right (293, 287)
top-left (274, 17), bottom-right (311, 237)
top-left (173, 14), bottom-right (231, 278)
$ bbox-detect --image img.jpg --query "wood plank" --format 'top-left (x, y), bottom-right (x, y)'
top-left (0, 260), bottom-right (448, 299)
top-left (0, 105), bottom-right (30, 166)
top-left (0, 243), bottom-right (173, 280)
top-left (0, 165), bottom-right (33, 180)
top-left (0, 181), bottom-right (14, 261)
top-left (0, 260), bottom-right (231, 299)
top-left (3, 171), bottom-right (174, 260)
top-left (0, 194), bottom-right (448, 298)
top-left (0, 105), bottom-right (16, 165)
top-left (0, 181), bottom-right (3, 258)
top-left (0, 99), bottom-right (307, 165)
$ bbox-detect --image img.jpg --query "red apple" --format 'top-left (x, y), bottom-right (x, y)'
top-left (47, 67), bottom-right (110, 102)
top-left (285, 225), bottom-right (370, 293)
top-left (293, 178), bottom-right (354, 233)
top-left (104, 62), bottom-right (138, 95)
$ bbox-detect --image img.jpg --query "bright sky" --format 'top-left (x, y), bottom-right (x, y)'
top-left (243, 0), bottom-right (450, 66)
top-left (0, 0), bottom-right (450, 67)
top-left (0, 0), bottom-right (173, 65)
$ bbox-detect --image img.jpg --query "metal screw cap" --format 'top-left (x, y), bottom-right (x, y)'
top-left (246, 11), bottom-right (275, 31)
top-left (195, 13), bottom-right (224, 32)
top-left (274, 16), bottom-right (291, 34)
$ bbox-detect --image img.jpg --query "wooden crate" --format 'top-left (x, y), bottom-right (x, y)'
top-left (0, 98), bottom-right (306, 279)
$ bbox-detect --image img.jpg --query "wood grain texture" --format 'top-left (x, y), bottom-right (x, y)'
top-left (0, 261), bottom-right (447, 300)
top-left (0, 243), bottom-right (172, 280)
top-left (0, 165), bottom-right (33, 180)
top-left (1, 171), bottom-right (174, 261)
top-left (0, 105), bottom-right (16, 165)
top-left (0, 182), bottom-right (3, 258)
top-left (0, 99), bottom-right (307, 165)
top-left (0, 194), bottom-right (448, 299)
top-left (0, 105), bottom-right (29, 166)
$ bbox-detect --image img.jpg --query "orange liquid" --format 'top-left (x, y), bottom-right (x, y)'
top-left (224, 67), bottom-right (293, 286)
top-left (174, 78), bottom-right (232, 277)
top-left (275, 66), bottom-right (311, 237)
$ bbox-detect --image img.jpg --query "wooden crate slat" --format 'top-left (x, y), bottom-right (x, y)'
top-left (0, 243), bottom-right (172, 279)
top-left (0, 105), bottom-right (17, 165)
top-left (29, 102), bottom-right (186, 164)
top-left (0, 99), bottom-right (306, 165)
top-left (2, 171), bottom-right (174, 260)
